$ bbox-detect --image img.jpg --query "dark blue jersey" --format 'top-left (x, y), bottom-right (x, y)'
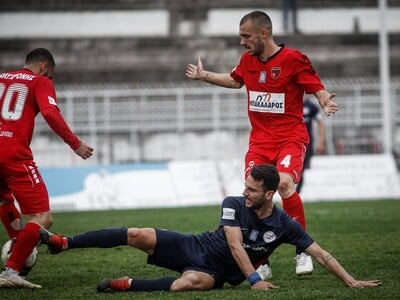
top-left (149, 196), bottom-right (314, 286)
top-left (219, 196), bottom-right (313, 254)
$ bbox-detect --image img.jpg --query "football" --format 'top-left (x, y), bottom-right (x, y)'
top-left (1, 238), bottom-right (38, 274)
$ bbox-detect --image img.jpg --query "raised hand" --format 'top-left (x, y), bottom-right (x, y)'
top-left (185, 57), bottom-right (205, 80)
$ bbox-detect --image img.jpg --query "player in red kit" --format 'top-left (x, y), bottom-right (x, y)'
top-left (185, 11), bottom-right (338, 276)
top-left (0, 48), bottom-right (93, 288)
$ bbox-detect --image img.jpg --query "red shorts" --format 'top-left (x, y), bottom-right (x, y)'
top-left (0, 160), bottom-right (50, 215)
top-left (245, 141), bottom-right (307, 183)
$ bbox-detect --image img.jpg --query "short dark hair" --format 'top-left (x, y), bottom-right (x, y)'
top-left (240, 11), bottom-right (272, 31)
top-left (250, 164), bottom-right (280, 192)
top-left (25, 48), bottom-right (55, 67)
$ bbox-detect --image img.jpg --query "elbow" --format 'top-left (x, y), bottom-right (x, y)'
top-left (41, 108), bottom-right (51, 119)
top-left (41, 107), bottom-right (58, 120)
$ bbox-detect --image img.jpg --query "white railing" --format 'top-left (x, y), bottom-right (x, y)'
top-left (31, 77), bottom-right (400, 167)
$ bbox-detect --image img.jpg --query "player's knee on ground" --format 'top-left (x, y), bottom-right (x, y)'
top-left (170, 271), bottom-right (215, 291)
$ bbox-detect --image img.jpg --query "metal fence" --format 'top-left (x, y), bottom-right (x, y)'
top-left (31, 77), bottom-right (400, 167)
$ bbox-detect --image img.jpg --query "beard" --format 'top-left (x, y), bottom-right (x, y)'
top-left (246, 197), bottom-right (264, 210)
top-left (249, 41), bottom-right (264, 57)
top-left (251, 201), bottom-right (264, 210)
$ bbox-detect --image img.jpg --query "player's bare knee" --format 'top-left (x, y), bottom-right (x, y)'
top-left (42, 219), bottom-right (53, 229)
top-left (171, 272), bottom-right (214, 291)
top-left (278, 179), bottom-right (291, 193)
top-left (127, 227), bottom-right (154, 245)
top-left (170, 275), bottom-right (199, 291)
top-left (28, 212), bottom-right (53, 228)
top-left (42, 214), bottom-right (53, 228)
top-left (170, 277), bottom-right (189, 291)
top-left (278, 173), bottom-right (296, 193)
top-left (127, 227), bottom-right (141, 241)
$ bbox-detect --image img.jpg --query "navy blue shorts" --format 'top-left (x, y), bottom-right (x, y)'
top-left (147, 229), bottom-right (224, 288)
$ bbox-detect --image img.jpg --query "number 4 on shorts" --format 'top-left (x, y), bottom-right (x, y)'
top-left (280, 154), bottom-right (292, 168)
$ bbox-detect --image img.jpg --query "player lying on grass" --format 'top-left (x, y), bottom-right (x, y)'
top-left (40, 164), bottom-right (381, 292)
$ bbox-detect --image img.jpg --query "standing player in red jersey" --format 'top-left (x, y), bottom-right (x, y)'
top-left (185, 11), bottom-right (338, 276)
top-left (0, 48), bottom-right (94, 288)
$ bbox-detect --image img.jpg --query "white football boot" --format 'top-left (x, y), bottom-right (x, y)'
top-left (295, 252), bottom-right (313, 276)
top-left (0, 268), bottom-right (41, 289)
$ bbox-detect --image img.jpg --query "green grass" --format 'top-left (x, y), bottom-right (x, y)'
top-left (1, 200), bottom-right (399, 300)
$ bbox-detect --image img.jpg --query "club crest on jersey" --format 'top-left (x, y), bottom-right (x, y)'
top-left (271, 67), bottom-right (281, 79)
top-left (258, 71), bottom-right (267, 83)
top-left (263, 231), bottom-right (276, 243)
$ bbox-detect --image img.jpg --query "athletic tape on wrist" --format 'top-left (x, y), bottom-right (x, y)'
top-left (248, 272), bottom-right (262, 285)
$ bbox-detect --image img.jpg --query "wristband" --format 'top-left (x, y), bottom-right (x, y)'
top-left (248, 271), bottom-right (262, 285)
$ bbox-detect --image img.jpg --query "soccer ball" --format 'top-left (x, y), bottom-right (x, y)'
top-left (1, 238), bottom-right (38, 275)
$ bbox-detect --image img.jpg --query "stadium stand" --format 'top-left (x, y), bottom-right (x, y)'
top-left (0, 0), bottom-right (390, 11)
top-left (28, 78), bottom-right (400, 168)
top-left (1, 1), bottom-right (400, 167)
top-left (0, 1), bottom-right (399, 84)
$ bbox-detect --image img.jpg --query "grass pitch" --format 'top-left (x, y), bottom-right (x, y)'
top-left (0, 199), bottom-right (399, 300)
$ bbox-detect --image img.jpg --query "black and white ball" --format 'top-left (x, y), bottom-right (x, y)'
top-left (1, 238), bottom-right (38, 275)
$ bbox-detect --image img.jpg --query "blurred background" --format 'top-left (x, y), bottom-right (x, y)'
top-left (1, 0), bottom-right (399, 209)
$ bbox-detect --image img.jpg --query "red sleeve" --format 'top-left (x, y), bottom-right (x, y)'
top-left (291, 51), bottom-right (324, 93)
top-left (230, 54), bottom-right (245, 85)
top-left (35, 77), bottom-right (81, 150)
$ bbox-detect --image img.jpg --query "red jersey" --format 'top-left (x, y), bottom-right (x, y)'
top-left (0, 68), bottom-right (80, 161)
top-left (230, 45), bottom-right (324, 145)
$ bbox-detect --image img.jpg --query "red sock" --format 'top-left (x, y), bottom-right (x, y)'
top-left (6, 222), bottom-right (40, 272)
top-left (282, 192), bottom-right (306, 231)
top-left (0, 201), bottom-right (22, 239)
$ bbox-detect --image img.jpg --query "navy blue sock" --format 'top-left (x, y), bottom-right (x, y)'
top-left (67, 227), bottom-right (128, 249)
top-left (130, 277), bottom-right (176, 291)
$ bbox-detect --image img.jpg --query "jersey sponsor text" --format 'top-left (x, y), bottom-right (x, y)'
top-left (249, 91), bottom-right (285, 113)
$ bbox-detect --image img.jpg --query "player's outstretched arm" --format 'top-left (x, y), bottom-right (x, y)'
top-left (223, 225), bottom-right (279, 291)
top-left (40, 105), bottom-right (94, 159)
top-left (185, 57), bottom-right (242, 89)
top-left (306, 242), bottom-right (382, 288)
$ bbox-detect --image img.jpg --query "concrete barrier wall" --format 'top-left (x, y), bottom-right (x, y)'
top-left (300, 154), bottom-right (400, 201)
top-left (41, 154), bottom-right (400, 212)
